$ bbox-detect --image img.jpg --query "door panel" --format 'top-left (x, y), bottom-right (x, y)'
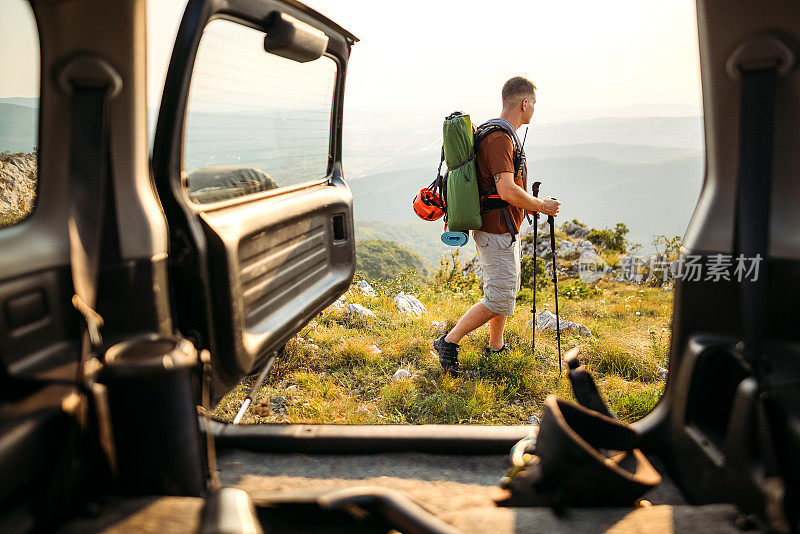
top-left (152, 0), bottom-right (358, 397)
top-left (201, 174), bottom-right (354, 378)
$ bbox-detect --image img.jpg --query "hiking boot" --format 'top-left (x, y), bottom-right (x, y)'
top-left (433, 335), bottom-right (460, 377)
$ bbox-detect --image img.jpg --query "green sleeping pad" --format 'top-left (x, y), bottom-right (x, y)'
top-left (443, 113), bottom-right (482, 232)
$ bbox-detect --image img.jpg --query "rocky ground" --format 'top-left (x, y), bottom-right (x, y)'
top-left (0, 151), bottom-right (37, 226)
top-left (214, 223), bottom-right (673, 425)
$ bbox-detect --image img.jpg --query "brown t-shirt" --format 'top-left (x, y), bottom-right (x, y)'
top-left (476, 131), bottom-right (527, 234)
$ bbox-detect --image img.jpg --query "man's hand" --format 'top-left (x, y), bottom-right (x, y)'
top-left (495, 172), bottom-right (562, 216)
top-left (538, 196), bottom-right (560, 217)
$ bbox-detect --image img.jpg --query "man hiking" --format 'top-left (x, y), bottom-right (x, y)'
top-left (433, 76), bottom-right (561, 376)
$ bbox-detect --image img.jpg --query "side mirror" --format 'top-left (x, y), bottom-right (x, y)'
top-left (264, 12), bottom-right (329, 63)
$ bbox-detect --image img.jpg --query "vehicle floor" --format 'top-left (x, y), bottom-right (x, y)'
top-left (58, 450), bottom-right (748, 533)
top-left (217, 450), bottom-right (745, 533)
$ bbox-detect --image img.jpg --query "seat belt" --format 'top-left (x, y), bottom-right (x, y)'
top-left (38, 58), bottom-right (123, 525)
top-left (730, 38), bottom-right (793, 532)
top-left (58, 57), bottom-right (122, 373)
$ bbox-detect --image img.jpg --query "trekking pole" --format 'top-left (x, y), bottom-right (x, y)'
top-left (531, 181), bottom-right (541, 354)
top-left (232, 350), bottom-right (278, 425)
top-left (548, 207), bottom-right (562, 374)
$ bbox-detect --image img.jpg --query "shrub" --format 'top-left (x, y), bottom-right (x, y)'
top-left (520, 255), bottom-right (546, 289)
top-left (587, 222), bottom-right (630, 253)
top-left (557, 280), bottom-right (601, 300)
top-left (370, 269), bottom-right (423, 297)
top-left (429, 250), bottom-right (481, 296)
top-left (652, 234), bottom-right (682, 260)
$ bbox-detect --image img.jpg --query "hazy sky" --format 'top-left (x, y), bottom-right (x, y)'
top-left (2, 0), bottom-right (702, 125)
top-left (147, 0), bottom-right (702, 125)
top-left (0, 1), bottom-right (39, 99)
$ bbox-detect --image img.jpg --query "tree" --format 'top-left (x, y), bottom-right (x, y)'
top-left (355, 239), bottom-right (426, 281)
top-left (587, 222), bottom-right (630, 253)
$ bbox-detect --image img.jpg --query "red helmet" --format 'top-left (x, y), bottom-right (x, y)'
top-left (413, 188), bottom-right (445, 221)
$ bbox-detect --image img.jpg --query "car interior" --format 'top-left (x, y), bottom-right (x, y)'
top-left (0, 0), bottom-right (799, 532)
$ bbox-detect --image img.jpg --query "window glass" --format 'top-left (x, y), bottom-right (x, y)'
top-left (0, 0), bottom-right (39, 227)
top-left (183, 19), bottom-right (337, 204)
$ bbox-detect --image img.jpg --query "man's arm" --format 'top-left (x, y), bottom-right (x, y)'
top-left (494, 172), bottom-right (560, 216)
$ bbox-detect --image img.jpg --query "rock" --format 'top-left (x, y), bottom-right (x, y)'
top-left (527, 414), bottom-right (541, 425)
top-left (461, 256), bottom-right (483, 281)
top-left (0, 153), bottom-right (37, 222)
top-left (530, 310), bottom-right (592, 338)
top-left (357, 280), bottom-right (377, 297)
top-left (392, 369), bottom-right (412, 381)
top-left (394, 293), bottom-right (427, 316)
top-left (561, 221), bottom-right (591, 239)
top-left (556, 239), bottom-right (596, 257)
top-left (539, 220), bottom-right (550, 235)
top-left (270, 396), bottom-right (287, 408)
top-left (285, 385), bottom-right (298, 392)
top-left (330, 295), bottom-right (347, 310)
top-left (308, 344), bottom-right (320, 350)
top-left (347, 303), bottom-right (377, 320)
top-left (369, 345), bottom-right (382, 355)
top-left (557, 240), bottom-right (574, 255)
top-left (576, 250), bottom-right (611, 283)
top-left (430, 320), bottom-right (447, 335)
top-left (656, 366), bottom-right (668, 381)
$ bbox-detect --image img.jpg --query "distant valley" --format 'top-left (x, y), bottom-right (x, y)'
top-left (1, 98), bottom-right (704, 264)
top-left (348, 115), bottom-right (704, 262)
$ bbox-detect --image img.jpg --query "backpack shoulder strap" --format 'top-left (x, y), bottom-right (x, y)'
top-left (475, 118), bottom-right (523, 152)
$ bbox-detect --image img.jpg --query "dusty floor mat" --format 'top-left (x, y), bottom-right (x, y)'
top-left (56, 496), bottom-right (203, 533)
top-left (219, 450), bottom-right (744, 533)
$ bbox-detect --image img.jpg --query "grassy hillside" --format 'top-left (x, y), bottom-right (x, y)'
top-left (356, 239), bottom-right (427, 280)
top-left (214, 258), bottom-right (672, 425)
top-left (355, 220), bottom-right (475, 270)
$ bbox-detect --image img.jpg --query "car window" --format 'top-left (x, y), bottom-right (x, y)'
top-left (0, 0), bottom-right (39, 227)
top-left (183, 19), bottom-right (337, 204)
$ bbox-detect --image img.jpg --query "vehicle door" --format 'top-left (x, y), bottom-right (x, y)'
top-left (152, 0), bottom-right (358, 398)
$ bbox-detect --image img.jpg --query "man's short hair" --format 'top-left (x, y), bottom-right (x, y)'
top-left (502, 76), bottom-right (536, 106)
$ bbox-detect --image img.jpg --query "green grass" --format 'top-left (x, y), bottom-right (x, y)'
top-left (213, 274), bottom-right (674, 425)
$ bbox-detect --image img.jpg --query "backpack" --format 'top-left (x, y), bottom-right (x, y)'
top-left (430, 112), bottom-right (528, 240)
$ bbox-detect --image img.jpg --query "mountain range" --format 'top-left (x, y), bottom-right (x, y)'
top-left (348, 115), bottom-right (705, 260)
top-left (1, 97), bottom-right (704, 263)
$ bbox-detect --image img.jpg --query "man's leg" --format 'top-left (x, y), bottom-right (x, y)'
top-left (488, 314), bottom-right (507, 350)
top-left (444, 302), bottom-right (498, 344)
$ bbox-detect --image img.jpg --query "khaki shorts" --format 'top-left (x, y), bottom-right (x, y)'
top-left (473, 230), bottom-right (522, 316)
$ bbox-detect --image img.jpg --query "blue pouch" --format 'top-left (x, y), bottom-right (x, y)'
top-left (441, 231), bottom-right (469, 247)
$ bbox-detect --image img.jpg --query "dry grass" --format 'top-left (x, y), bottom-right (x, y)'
top-left (213, 273), bottom-right (673, 425)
